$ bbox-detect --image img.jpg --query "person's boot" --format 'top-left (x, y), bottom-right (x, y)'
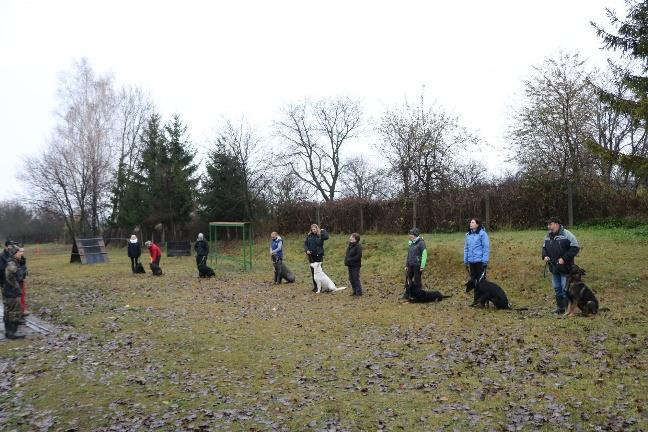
top-left (554, 295), bottom-right (566, 315)
top-left (5, 322), bottom-right (25, 340)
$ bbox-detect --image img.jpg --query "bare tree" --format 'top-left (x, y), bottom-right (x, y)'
top-left (378, 93), bottom-right (478, 197)
top-left (109, 85), bottom-right (154, 225)
top-left (509, 52), bottom-right (598, 182)
top-left (213, 118), bottom-right (268, 220)
top-left (340, 155), bottom-right (391, 200)
top-left (25, 58), bottom-right (118, 237)
top-left (275, 97), bottom-right (362, 201)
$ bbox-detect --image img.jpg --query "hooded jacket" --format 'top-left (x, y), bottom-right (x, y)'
top-left (304, 229), bottom-right (329, 257)
top-left (127, 241), bottom-right (141, 258)
top-left (270, 236), bottom-right (284, 259)
top-left (542, 226), bottom-right (580, 274)
top-left (406, 237), bottom-right (427, 268)
top-left (3, 257), bottom-right (24, 298)
top-left (344, 242), bottom-right (362, 267)
top-left (464, 226), bottom-right (490, 264)
top-left (195, 239), bottom-right (209, 256)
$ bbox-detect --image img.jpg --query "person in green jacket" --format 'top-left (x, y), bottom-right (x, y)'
top-left (400, 227), bottom-right (428, 302)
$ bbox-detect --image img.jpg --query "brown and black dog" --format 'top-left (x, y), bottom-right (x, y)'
top-left (565, 265), bottom-right (599, 316)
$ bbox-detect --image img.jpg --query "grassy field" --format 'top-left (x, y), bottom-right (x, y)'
top-left (0, 228), bottom-right (646, 431)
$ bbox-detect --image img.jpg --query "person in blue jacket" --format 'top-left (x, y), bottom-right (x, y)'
top-left (464, 217), bottom-right (490, 306)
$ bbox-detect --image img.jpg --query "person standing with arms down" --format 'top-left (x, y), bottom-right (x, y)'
top-left (464, 218), bottom-right (490, 306)
top-left (344, 233), bottom-right (363, 296)
top-left (3, 245), bottom-right (26, 339)
top-left (400, 227), bottom-right (427, 303)
top-left (304, 224), bottom-right (329, 292)
top-left (542, 217), bottom-right (580, 315)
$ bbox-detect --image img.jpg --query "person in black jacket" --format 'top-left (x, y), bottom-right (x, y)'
top-left (194, 233), bottom-right (209, 268)
top-left (344, 232), bottom-right (363, 296)
top-left (127, 235), bottom-right (141, 273)
top-left (542, 217), bottom-right (580, 314)
top-left (304, 224), bottom-right (329, 292)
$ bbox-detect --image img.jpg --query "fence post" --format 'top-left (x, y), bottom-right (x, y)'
top-left (316, 203), bottom-right (321, 227)
top-left (567, 183), bottom-right (574, 227)
top-left (484, 190), bottom-right (490, 230)
top-left (359, 203), bottom-right (364, 233)
top-left (412, 195), bottom-right (417, 228)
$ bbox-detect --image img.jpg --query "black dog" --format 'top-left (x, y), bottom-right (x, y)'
top-left (465, 277), bottom-right (510, 310)
top-left (565, 265), bottom-right (599, 316)
top-left (134, 262), bottom-right (146, 274)
top-left (198, 263), bottom-right (216, 278)
top-left (150, 262), bottom-right (163, 276)
top-left (407, 280), bottom-right (452, 303)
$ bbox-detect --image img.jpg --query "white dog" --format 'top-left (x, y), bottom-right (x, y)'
top-left (310, 262), bottom-right (347, 293)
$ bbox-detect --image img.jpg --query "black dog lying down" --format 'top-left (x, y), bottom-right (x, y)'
top-left (406, 280), bottom-right (452, 303)
top-left (198, 263), bottom-right (216, 278)
top-left (566, 265), bottom-right (599, 316)
top-left (465, 277), bottom-right (512, 310)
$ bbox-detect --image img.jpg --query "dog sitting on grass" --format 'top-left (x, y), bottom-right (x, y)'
top-left (465, 276), bottom-right (510, 310)
top-left (565, 265), bottom-right (599, 316)
top-left (310, 262), bottom-right (346, 293)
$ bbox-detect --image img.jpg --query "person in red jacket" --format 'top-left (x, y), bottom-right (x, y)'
top-left (145, 241), bottom-right (161, 266)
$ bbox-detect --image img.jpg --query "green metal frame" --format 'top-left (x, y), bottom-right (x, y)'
top-left (208, 222), bottom-right (253, 271)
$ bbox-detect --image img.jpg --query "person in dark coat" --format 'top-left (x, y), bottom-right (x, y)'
top-left (542, 217), bottom-right (580, 314)
top-left (127, 235), bottom-right (141, 273)
top-left (344, 233), bottom-right (363, 296)
top-left (194, 233), bottom-right (209, 268)
top-left (304, 224), bottom-right (329, 292)
top-left (3, 245), bottom-right (26, 339)
top-left (0, 240), bottom-right (14, 288)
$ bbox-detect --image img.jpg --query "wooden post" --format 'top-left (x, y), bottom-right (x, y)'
top-left (359, 204), bottom-right (364, 233)
top-left (412, 195), bottom-right (417, 228)
top-left (484, 191), bottom-right (490, 230)
top-left (316, 204), bottom-right (321, 226)
top-left (567, 183), bottom-right (574, 227)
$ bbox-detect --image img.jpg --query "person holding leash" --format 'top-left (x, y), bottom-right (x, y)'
top-left (270, 231), bottom-right (284, 284)
top-left (304, 224), bottom-right (329, 292)
top-left (145, 241), bottom-right (162, 265)
top-left (464, 217), bottom-right (490, 306)
top-left (400, 227), bottom-right (427, 303)
top-left (195, 233), bottom-right (209, 269)
top-left (127, 235), bottom-right (141, 273)
top-left (542, 217), bottom-right (580, 314)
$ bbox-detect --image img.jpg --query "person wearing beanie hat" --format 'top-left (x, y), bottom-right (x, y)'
top-left (400, 228), bottom-right (428, 303)
top-left (542, 217), bottom-right (580, 314)
top-left (127, 235), bottom-right (142, 273)
top-left (3, 246), bottom-right (26, 339)
top-left (194, 233), bottom-right (209, 269)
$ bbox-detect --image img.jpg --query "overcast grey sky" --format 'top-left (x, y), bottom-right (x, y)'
top-left (0, 0), bottom-right (627, 201)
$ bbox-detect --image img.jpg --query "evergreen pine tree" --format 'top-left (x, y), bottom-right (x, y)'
top-left (592, 1), bottom-right (648, 183)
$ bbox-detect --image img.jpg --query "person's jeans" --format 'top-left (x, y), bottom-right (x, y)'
top-left (130, 257), bottom-right (139, 272)
top-left (551, 272), bottom-right (568, 298)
